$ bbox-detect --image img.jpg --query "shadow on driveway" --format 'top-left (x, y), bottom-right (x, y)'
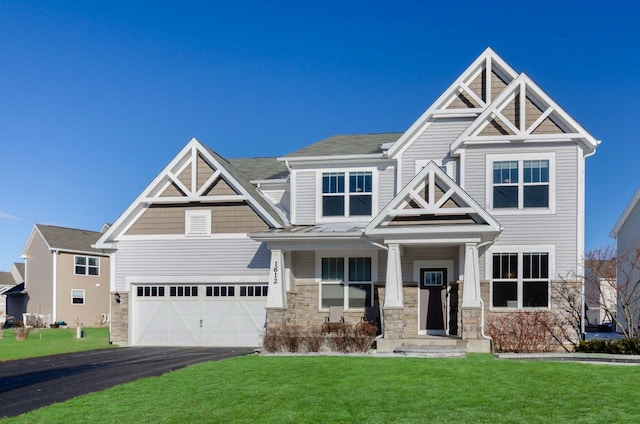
top-left (0, 346), bottom-right (253, 418)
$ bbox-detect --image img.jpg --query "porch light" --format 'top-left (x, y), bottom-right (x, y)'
top-left (114, 292), bottom-right (121, 304)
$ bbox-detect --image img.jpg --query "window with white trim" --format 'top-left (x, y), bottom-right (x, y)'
top-left (489, 154), bottom-right (554, 211)
top-left (492, 252), bottom-right (550, 308)
top-left (71, 289), bottom-right (85, 305)
top-left (320, 256), bottom-right (373, 309)
top-left (74, 256), bottom-right (100, 276)
top-left (185, 210), bottom-right (211, 236)
top-left (321, 171), bottom-right (372, 217)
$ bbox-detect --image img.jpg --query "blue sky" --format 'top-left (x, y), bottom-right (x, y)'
top-left (0, 1), bottom-right (638, 271)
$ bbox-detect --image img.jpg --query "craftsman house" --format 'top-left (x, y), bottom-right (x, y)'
top-left (22, 224), bottom-right (111, 327)
top-left (95, 48), bottom-right (599, 352)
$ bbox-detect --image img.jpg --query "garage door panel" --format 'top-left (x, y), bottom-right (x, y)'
top-left (132, 284), bottom-right (266, 347)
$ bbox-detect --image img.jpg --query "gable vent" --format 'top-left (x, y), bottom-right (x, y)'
top-left (185, 210), bottom-right (211, 236)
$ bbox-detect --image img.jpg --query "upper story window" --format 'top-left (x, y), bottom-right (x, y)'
top-left (487, 153), bottom-right (555, 214)
top-left (75, 256), bottom-right (100, 276)
top-left (321, 171), bottom-right (372, 217)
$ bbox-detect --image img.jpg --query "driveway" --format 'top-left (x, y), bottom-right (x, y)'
top-left (0, 346), bottom-right (253, 418)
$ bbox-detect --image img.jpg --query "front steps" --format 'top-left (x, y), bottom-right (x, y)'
top-left (377, 335), bottom-right (470, 356)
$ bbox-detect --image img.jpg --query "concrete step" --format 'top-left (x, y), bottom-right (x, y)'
top-left (393, 345), bottom-right (466, 358)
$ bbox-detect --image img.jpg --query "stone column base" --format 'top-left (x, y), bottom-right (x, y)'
top-left (265, 308), bottom-right (286, 328)
top-left (461, 307), bottom-right (483, 340)
top-left (383, 307), bottom-right (404, 339)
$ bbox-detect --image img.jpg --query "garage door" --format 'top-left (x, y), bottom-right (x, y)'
top-left (131, 283), bottom-right (268, 347)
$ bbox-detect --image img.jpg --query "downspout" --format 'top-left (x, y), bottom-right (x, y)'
top-left (580, 146), bottom-right (599, 339)
top-left (476, 236), bottom-right (500, 340)
top-left (362, 235), bottom-right (388, 339)
top-left (51, 249), bottom-right (58, 323)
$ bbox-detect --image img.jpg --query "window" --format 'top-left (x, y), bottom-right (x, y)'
top-left (206, 285), bottom-right (235, 297)
top-left (488, 154), bottom-right (554, 212)
top-left (169, 286), bottom-right (199, 297)
top-left (137, 286), bottom-right (166, 297)
top-left (185, 210), bottom-right (211, 236)
top-left (74, 256), bottom-right (100, 276)
top-left (320, 256), bottom-right (373, 309)
top-left (71, 289), bottom-right (85, 305)
top-left (240, 285), bottom-right (269, 297)
top-left (321, 171), bottom-right (372, 217)
top-left (492, 252), bottom-right (550, 308)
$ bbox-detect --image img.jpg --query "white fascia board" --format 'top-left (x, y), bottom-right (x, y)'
top-left (249, 232), bottom-right (364, 242)
top-left (367, 224), bottom-right (499, 237)
top-left (278, 154), bottom-right (386, 166)
top-left (388, 48), bottom-right (519, 159)
top-left (263, 239), bottom-right (377, 252)
top-left (95, 138), bottom-right (202, 248)
top-left (50, 248), bottom-right (109, 258)
top-left (21, 225), bottom-right (49, 257)
top-left (610, 186), bottom-right (640, 238)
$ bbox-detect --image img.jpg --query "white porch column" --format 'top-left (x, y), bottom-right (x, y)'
top-left (384, 243), bottom-right (403, 308)
top-left (266, 249), bottom-right (286, 309)
top-left (462, 242), bottom-right (481, 308)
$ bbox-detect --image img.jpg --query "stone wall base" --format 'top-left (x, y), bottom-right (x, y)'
top-left (383, 307), bottom-right (404, 339)
top-left (461, 307), bottom-right (483, 340)
top-left (265, 308), bottom-right (286, 328)
top-left (110, 291), bottom-right (129, 346)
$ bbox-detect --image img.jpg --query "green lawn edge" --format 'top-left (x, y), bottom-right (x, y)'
top-left (3, 354), bottom-right (639, 423)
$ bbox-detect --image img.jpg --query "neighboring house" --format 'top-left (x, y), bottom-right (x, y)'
top-left (22, 224), bottom-right (111, 327)
top-left (96, 48), bottom-right (599, 351)
top-left (1, 262), bottom-right (26, 319)
top-left (584, 259), bottom-right (616, 328)
top-left (610, 187), bottom-right (640, 334)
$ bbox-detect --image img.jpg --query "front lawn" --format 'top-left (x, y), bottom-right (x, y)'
top-left (2, 354), bottom-right (639, 423)
top-left (0, 327), bottom-right (113, 361)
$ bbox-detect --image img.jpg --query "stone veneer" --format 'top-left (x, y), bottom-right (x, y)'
top-left (110, 291), bottom-right (129, 346)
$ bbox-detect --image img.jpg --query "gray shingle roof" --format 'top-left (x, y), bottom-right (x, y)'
top-left (36, 225), bottom-right (105, 254)
top-left (13, 263), bottom-right (24, 279)
top-left (285, 133), bottom-right (402, 158)
top-left (204, 148), bottom-right (286, 227)
top-left (0, 271), bottom-right (15, 285)
top-left (227, 157), bottom-right (288, 181)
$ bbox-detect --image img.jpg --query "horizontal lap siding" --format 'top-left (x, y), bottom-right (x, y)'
top-left (378, 165), bottom-right (396, 211)
top-left (618, 202), bottom-right (640, 252)
top-left (294, 171), bottom-right (315, 224)
top-left (114, 239), bottom-right (270, 291)
top-left (400, 117), bottom-right (473, 187)
top-left (464, 144), bottom-right (580, 277)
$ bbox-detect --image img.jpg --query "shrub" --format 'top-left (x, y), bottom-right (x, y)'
top-left (281, 325), bottom-right (303, 352)
top-left (576, 338), bottom-right (640, 354)
top-left (14, 321), bottom-right (32, 341)
top-left (261, 325), bottom-right (304, 353)
top-left (485, 311), bottom-right (560, 353)
top-left (304, 326), bottom-right (325, 352)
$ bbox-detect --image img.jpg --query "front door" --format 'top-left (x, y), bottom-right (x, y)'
top-left (419, 268), bottom-right (447, 334)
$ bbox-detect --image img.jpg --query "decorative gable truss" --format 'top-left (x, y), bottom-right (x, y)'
top-left (388, 47), bottom-right (518, 158)
top-left (451, 74), bottom-right (599, 153)
top-left (366, 162), bottom-right (501, 235)
top-left (95, 138), bottom-right (284, 247)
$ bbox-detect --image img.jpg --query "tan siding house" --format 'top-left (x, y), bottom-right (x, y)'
top-left (22, 224), bottom-right (110, 326)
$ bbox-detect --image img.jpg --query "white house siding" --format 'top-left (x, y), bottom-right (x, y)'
top-left (617, 201), bottom-right (640, 253)
top-left (293, 170), bottom-right (315, 224)
top-left (463, 144), bottom-right (581, 278)
top-left (378, 164), bottom-right (396, 211)
top-left (399, 117), bottom-right (473, 187)
top-left (113, 238), bottom-right (270, 291)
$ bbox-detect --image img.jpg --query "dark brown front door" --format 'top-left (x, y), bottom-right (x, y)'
top-left (420, 268), bottom-right (447, 331)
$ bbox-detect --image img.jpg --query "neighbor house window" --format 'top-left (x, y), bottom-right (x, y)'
top-left (321, 171), bottom-right (372, 217)
top-left (72, 289), bottom-right (85, 305)
top-left (320, 256), bottom-right (372, 309)
top-left (74, 256), bottom-right (100, 276)
top-left (491, 156), bottom-right (551, 210)
top-left (492, 252), bottom-right (550, 308)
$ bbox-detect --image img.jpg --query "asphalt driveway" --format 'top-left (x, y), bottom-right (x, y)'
top-left (0, 346), bottom-right (253, 418)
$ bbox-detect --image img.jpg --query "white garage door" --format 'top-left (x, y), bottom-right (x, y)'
top-left (131, 284), bottom-right (268, 347)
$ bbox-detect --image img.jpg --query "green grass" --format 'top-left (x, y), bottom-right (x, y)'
top-left (2, 354), bottom-right (640, 423)
top-left (0, 327), bottom-right (114, 361)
